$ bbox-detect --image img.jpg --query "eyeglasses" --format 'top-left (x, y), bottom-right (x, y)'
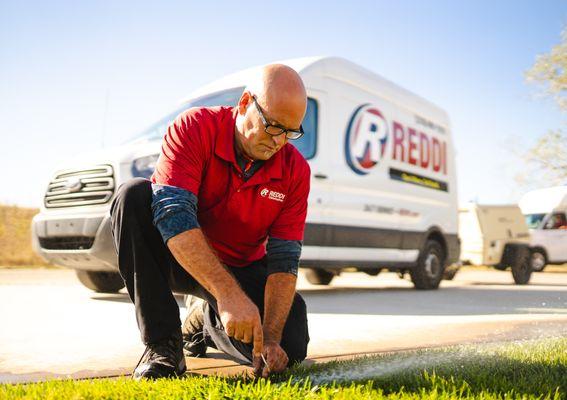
top-left (251, 95), bottom-right (304, 140)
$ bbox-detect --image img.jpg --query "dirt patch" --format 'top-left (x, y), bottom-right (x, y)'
top-left (0, 204), bottom-right (51, 267)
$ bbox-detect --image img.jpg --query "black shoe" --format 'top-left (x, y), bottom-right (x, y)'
top-left (133, 330), bottom-right (186, 380)
top-left (182, 296), bottom-right (207, 357)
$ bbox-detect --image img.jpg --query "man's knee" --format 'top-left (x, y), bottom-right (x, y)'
top-left (110, 178), bottom-right (152, 220)
top-left (283, 293), bottom-right (309, 364)
top-left (109, 178), bottom-right (154, 262)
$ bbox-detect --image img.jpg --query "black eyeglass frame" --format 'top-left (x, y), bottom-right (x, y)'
top-left (251, 95), bottom-right (305, 140)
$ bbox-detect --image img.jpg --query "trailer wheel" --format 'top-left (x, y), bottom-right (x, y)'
top-left (76, 270), bottom-right (125, 293)
top-left (508, 245), bottom-right (532, 285)
top-left (305, 269), bottom-right (335, 285)
top-left (442, 265), bottom-right (459, 281)
top-left (410, 239), bottom-right (445, 290)
top-left (493, 264), bottom-right (508, 271)
top-left (529, 249), bottom-right (547, 272)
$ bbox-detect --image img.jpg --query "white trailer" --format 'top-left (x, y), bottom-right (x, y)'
top-left (458, 203), bottom-right (532, 284)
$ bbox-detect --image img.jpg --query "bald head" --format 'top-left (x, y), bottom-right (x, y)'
top-left (235, 64), bottom-right (307, 161)
top-left (246, 64), bottom-right (307, 127)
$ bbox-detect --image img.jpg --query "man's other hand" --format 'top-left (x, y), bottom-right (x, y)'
top-left (217, 294), bottom-right (264, 357)
top-left (253, 340), bottom-right (289, 378)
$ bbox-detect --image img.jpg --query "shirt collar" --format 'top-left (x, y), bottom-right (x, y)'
top-left (215, 106), bottom-right (283, 181)
top-left (214, 107), bottom-right (239, 164)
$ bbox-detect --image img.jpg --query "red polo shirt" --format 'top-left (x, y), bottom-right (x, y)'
top-left (150, 106), bottom-right (311, 267)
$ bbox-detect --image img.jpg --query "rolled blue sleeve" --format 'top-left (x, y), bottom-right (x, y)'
top-left (151, 183), bottom-right (200, 245)
top-left (266, 237), bottom-right (302, 277)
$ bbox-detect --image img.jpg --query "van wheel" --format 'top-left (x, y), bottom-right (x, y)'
top-left (410, 240), bottom-right (445, 290)
top-left (509, 246), bottom-right (532, 285)
top-left (305, 269), bottom-right (335, 285)
top-left (76, 270), bottom-right (125, 293)
top-left (530, 249), bottom-right (547, 272)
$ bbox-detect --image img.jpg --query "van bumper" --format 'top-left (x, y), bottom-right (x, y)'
top-left (31, 211), bottom-right (118, 272)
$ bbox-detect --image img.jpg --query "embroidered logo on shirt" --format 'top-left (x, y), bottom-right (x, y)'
top-left (260, 188), bottom-right (286, 202)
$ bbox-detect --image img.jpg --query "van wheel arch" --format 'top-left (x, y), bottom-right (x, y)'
top-left (424, 229), bottom-right (448, 258)
top-left (76, 270), bottom-right (125, 293)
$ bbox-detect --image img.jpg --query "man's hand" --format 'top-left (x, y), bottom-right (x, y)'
top-left (253, 340), bottom-right (289, 378)
top-left (168, 229), bottom-right (264, 356)
top-left (217, 293), bottom-right (264, 358)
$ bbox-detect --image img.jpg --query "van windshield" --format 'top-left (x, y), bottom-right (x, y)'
top-left (524, 213), bottom-right (546, 229)
top-left (124, 87), bottom-right (319, 161)
top-left (125, 87), bottom-right (245, 144)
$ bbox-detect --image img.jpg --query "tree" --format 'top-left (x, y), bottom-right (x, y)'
top-left (516, 130), bottom-right (567, 188)
top-left (526, 27), bottom-right (567, 110)
top-left (519, 27), bottom-right (567, 189)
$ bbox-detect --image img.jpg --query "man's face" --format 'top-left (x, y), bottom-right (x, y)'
top-left (236, 91), bottom-right (305, 161)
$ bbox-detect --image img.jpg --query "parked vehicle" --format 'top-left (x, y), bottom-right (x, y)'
top-left (32, 56), bottom-right (459, 292)
top-left (519, 186), bottom-right (567, 272)
top-left (458, 204), bottom-right (532, 284)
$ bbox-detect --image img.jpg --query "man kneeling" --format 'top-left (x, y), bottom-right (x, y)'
top-left (109, 64), bottom-right (311, 380)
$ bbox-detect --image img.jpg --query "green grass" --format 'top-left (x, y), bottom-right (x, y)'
top-left (2, 337), bottom-right (565, 399)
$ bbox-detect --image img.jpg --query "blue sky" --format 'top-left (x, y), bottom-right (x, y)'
top-left (1, 0), bottom-right (566, 207)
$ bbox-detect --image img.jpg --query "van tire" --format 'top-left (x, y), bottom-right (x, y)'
top-left (505, 245), bottom-right (532, 285)
top-left (410, 240), bottom-right (445, 290)
top-left (76, 270), bottom-right (125, 293)
top-left (529, 248), bottom-right (547, 272)
top-left (305, 269), bottom-right (335, 285)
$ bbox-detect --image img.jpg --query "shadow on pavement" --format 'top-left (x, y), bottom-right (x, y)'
top-left (90, 285), bottom-right (567, 317)
top-left (299, 286), bottom-right (566, 316)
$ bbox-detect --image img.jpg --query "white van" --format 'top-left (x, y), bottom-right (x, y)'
top-left (519, 186), bottom-right (567, 271)
top-left (32, 56), bottom-right (459, 292)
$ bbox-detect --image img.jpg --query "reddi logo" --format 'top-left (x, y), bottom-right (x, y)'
top-left (260, 188), bottom-right (285, 202)
top-left (345, 104), bottom-right (388, 175)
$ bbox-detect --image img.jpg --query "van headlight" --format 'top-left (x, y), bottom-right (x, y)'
top-left (131, 154), bottom-right (159, 179)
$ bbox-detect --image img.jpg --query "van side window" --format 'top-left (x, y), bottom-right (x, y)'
top-left (544, 212), bottom-right (567, 230)
top-left (290, 98), bottom-right (318, 160)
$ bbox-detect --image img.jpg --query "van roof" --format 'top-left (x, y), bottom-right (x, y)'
top-left (519, 186), bottom-right (567, 214)
top-left (182, 56), bottom-right (449, 124)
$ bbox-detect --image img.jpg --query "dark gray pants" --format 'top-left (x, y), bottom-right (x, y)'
top-left (109, 178), bottom-right (309, 365)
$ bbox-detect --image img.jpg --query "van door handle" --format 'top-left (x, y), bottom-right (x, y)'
top-left (314, 173), bottom-right (328, 180)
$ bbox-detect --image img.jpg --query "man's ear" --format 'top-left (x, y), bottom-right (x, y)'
top-left (238, 91), bottom-right (252, 115)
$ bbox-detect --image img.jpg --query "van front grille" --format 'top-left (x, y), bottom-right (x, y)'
top-left (44, 165), bottom-right (115, 208)
top-left (38, 236), bottom-right (95, 250)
